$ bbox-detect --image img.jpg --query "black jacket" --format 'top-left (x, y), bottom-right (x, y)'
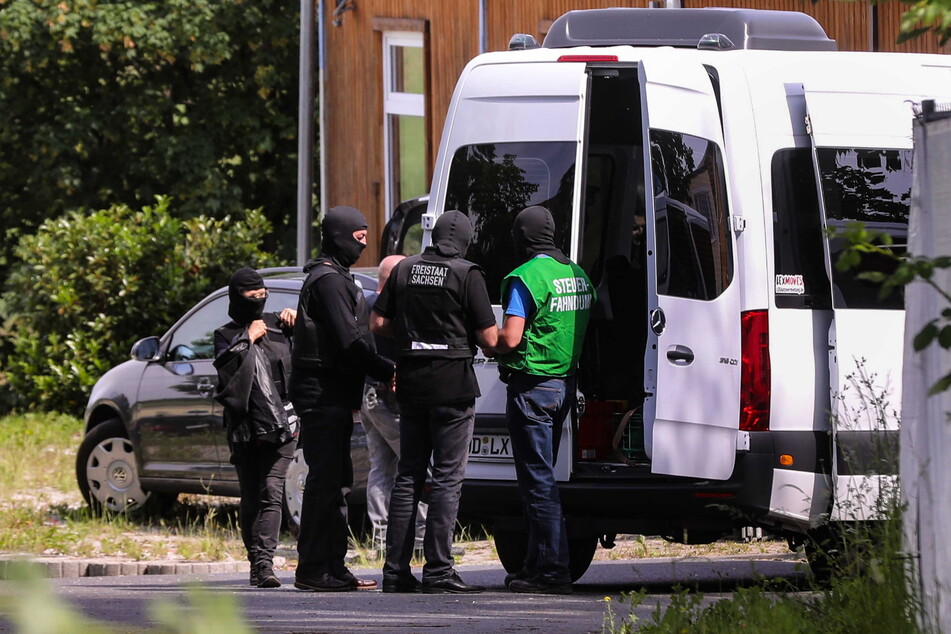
top-left (214, 313), bottom-right (297, 445)
top-left (289, 257), bottom-right (393, 410)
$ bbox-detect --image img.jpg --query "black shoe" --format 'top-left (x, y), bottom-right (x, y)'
top-left (294, 572), bottom-right (353, 592)
top-left (337, 570), bottom-right (377, 590)
top-left (249, 568), bottom-right (259, 587)
top-left (509, 577), bottom-right (572, 595)
top-left (255, 563), bottom-right (281, 588)
top-left (382, 573), bottom-right (421, 593)
top-left (421, 572), bottom-right (484, 594)
top-left (503, 568), bottom-right (530, 588)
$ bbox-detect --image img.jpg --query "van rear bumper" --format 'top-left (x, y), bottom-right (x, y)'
top-left (460, 450), bottom-right (776, 537)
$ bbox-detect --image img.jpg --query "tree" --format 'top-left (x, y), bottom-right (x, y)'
top-left (1, 198), bottom-right (277, 413)
top-left (896, 0), bottom-right (951, 45)
top-left (0, 0), bottom-right (303, 276)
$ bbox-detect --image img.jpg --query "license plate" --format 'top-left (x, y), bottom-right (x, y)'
top-left (469, 434), bottom-right (513, 460)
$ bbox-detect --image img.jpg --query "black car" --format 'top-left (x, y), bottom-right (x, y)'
top-left (76, 267), bottom-right (379, 529)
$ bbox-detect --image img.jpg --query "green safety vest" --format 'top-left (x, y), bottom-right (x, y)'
top-left (498, 257), bottom-right (594, 377)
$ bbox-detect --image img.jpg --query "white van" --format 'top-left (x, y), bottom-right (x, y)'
top-left (416, 8), bottom-right (951, 580)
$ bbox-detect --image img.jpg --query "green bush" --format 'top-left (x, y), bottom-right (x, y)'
top-left (0, 197), bottom-right (278, 413)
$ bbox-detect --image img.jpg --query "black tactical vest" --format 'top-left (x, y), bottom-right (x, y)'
top-left (391, 252), bottom-right (479, 359)
top-left (292, 263), bottom-right (370, 369)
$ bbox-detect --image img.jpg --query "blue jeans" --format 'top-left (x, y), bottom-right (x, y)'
top-left (383, 400), bottom-right (475, 582)
top-left (506, 373), bottom-right (574, 585)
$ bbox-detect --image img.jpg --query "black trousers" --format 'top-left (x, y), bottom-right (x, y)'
top-left (231, 437), bottom-right (296, 567)
top-left (383, 399), bottom-right (475, 582)
top-left (295, 405), bottom-right (354, 579)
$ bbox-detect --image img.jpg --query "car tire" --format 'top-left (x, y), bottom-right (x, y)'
top-left (76, 418), bottom-right (173, 516)
top-left (493, 528), bottom-right (597, 582)
top-left (282, 447), bottom-right (307, 537)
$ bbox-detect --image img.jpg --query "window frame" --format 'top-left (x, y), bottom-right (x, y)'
top-left (382, 30), bottom-right (426, 218)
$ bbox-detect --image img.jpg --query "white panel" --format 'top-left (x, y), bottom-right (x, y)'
top-left (767, 470), bottom-right (831, 527)
top-left (830, 312), bottom-right (904, 433)
top-left (831, 474), bottom-right (898, 521)
top-left (650, 420), bottom-right (736, 480)
top-left (902, 113), bottom-right (951, 629)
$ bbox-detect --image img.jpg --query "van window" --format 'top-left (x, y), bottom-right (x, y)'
top-left (444, 142), bottom-right (575, 302)
top-left (816, 148), bottom-right (910, 310)
top-left (650, 130), bottom-right (733, 300)
top-left (772, 148), bottom-right (832, 309)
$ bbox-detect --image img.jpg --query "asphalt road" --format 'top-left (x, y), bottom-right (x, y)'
top-left (0, 555), bottom-right (809, 633)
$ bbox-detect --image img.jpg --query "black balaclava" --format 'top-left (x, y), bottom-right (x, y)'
top-left (228, 267), bottom-right (267, 325)
top-left (512, 205), bottom-right (570, 264)
top-left (321, 205), bottom-right (368, 268)
top-left (431, 210), bottom-right (473, 258)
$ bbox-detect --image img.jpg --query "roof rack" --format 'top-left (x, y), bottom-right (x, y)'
top-left (542, 8), bottom-right (837, 52)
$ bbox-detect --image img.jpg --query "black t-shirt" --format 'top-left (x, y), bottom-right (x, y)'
top-left (375, 261), bottom-right (496, 404)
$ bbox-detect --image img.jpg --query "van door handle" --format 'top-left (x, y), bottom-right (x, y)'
top-left (666, 345), bottom-right (694, 366)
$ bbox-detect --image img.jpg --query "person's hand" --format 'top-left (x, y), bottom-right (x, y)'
top-left (388, 370), bottom-right (397, 393)
top-left (279, 308), bottom-right (297, 328)
top-left (248, 319), bottom-right (267, 342)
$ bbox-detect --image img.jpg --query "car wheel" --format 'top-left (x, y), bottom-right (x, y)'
top-left (76, 418), bottom-right (167, 515)
top-left (493, 528), bottom-right (596, 582)
top-left (282, 447), bottom-right (308, 537)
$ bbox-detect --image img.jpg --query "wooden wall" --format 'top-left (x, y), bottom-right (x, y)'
top-left (324, 0), bottom-right (947, 265)
top-left (322, 0), bottom-right (481, 266)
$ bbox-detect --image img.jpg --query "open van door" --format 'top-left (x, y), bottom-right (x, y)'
top-left (803, 72), bottom-right (919, 520)
top-left (639, 54), bottom-right (742, 480)
top-left (428, 59), bottom-right (591, 482)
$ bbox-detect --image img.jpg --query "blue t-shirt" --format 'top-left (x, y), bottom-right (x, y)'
top-left (504, 255), bottom-right (550, 318)
top-left (504, 279), bottom-right (534, 318)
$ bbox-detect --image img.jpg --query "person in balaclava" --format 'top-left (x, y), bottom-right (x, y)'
top-left (370, 210), bottom-right (497, 594)
top-left (289, 206), bottom-right (394, 592)
top-left (213, 267), bottom-right (299, 589)
top-left (493, 205), bottom-right (595, 595)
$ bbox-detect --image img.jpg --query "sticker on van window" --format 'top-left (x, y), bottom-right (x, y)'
top-left (776, 274), bottom-right (805, 295)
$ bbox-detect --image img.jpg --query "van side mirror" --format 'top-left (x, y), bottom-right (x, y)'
top-left (131, 336), bottom-right (161, 361)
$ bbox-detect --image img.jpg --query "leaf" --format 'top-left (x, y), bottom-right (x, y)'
top-left (928, 372), bottom-right (951, 396)
top-left (858, 271), bottom-right (887, 283)
top-left (939, 325), bottom-right (951, 349)
top-left (914, 322), bottom-right (939, 351)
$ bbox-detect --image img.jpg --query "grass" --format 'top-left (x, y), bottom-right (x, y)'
top-left (0, 412), bottom-right (82, 493)
top-left (0, 413), bottom-right (248, 562)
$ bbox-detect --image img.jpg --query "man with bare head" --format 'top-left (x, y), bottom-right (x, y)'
top-left (359, 254), bottom-right (429, 558)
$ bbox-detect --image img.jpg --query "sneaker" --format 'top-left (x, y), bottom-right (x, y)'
top-left (509, 577), bottom-right (572, 595)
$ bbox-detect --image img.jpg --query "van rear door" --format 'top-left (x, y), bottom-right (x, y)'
top-left (638, 54), bottom-right (742, 480)
top-left (803, 74), bottom-right (917, 520)
top-left (429, 59), bottom-right (590, 482)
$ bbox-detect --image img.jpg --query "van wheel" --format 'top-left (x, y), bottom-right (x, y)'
top-left (282, 448), bottom-right (307, 538)
top-left (492, 528), bottom-right (598, 582)
top-left (805, 523), bottom-right (877, 585)
top-left (493, 528), bottom-right (528, 575)
top-left (76, 419), bottom-right (174, 516)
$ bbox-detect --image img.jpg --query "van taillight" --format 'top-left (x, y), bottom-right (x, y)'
top-left (740, 310), bottom-right (770, 431)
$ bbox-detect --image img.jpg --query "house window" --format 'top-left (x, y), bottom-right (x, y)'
top-left (383, 31), bottom-right (427, 218)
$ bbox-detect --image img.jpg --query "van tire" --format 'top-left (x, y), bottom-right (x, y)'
top-left (493, 528), bottom-right (598, 582)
